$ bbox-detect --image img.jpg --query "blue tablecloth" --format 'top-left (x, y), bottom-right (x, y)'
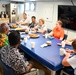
top-left (19, 33), bottom-right (72, 71)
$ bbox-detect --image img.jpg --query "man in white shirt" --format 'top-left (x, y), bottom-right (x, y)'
top-left (61, 39), bottom-right (76, 75)
top-left (16, 13), bottom-right (29, 26)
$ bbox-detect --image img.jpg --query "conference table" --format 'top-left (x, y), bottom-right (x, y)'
top-left (18, 32), bottom-right (73, 75)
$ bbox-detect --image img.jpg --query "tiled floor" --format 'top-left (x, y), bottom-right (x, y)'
top-left (38, 69), bottom-right (45, 75)
top-left (25, 69), bottom-right (45, 75)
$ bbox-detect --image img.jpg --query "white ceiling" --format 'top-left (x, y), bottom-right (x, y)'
top-left (0, 0), bottom-right (75, 2)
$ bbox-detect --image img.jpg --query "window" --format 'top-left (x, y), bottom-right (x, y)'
top-left (25, 2), bottom-right (36, 11)
top-left (26, 3), bottom-right (29, 10)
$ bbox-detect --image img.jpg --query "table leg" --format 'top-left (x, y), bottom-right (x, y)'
top-left (51, 70), bottom-right (56, 75)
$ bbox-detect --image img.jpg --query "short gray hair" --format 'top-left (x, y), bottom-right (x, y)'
top-left (0, 23), bottom-right (9, 33)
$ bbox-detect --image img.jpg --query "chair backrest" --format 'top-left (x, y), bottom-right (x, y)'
top-left (60, 67), bottom-right (74, 75)
top-left (47, 29), bottom-right (52, 33)
top-left (0, 60), bottom-right (16, 75)
top-left (46, 29), bottom-right (68, 40)
top-left (63, 34), bottom-right (68, 40)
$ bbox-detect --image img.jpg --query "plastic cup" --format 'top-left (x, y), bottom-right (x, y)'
top-left (27, 35), bottom-right (30, 39)
top-left (61, 41), bottom-right (65, 48)
top-left (18, 24), bottom-right (21, 28)
top-left (24, 38), bottom-right (27, 43)
top-left (31, 42), bottom-right (35, 48)
top-left (60, 48), bottom-right (65, 56)
top-left (45, 34), bottom-right (48, 38)
top-left (25, 29), bottom-right (29, 34)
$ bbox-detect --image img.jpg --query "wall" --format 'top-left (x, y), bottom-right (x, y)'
top-left (0, 1), bottom-right (10, 13)
top-left (49, 1), bottom-right (76, 39)
top-left (0, 0), bottom-right (76, 38)
top-left (25, 1), bottom-right (76, 39)
top-left (25, 2), bottom-right (55, 29)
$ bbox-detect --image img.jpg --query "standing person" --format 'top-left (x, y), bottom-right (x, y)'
top-left (0, 31), bottom-right (33, 75)
top-left (16, 13), bottom-right (29, 26)
top-left (29, 16), bottom-right (38, 28)
top-left (0, 23), bottom-right (9, 48)
top-left (32, 18), bottom-right (47, 34)
top-left (48, 20), bottom-right (64, 40)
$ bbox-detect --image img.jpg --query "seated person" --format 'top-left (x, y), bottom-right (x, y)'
top-left (48, 20), bottom-right (64, 40)
top-left (64, 37), bottom-right (76, 45)
top-left (16, 13), bottom-right (29, 26)
top-left (29, 16), bottom-right (38, 28)
top-left (56, 39), bottom-right (76, 75)
top-left (0, 31), bottom-right (33, 75)
top-left (0, 30), bottom-right (51, 75)
top-left (0, 23), bottom-right (9, 48)
top-left (32, 18), bottom-right (47, 34)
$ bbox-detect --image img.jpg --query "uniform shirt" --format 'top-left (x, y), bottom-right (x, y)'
top-left (0, 33), bottom-right (9, 48)
top-left (52, 27), bottom-right (64, 39)
top-left (67, 55), bottom-right (76, 75)
top-left (0, 45), bottom-right (30, 74)
top-left (35, 24), bottom-right (47, 31)
top-left (20, 19), bottom-right (29, 25)
top-left (67, 55), bottom-right (76, 69)
top-left (29, 22), bottom-right (38, 28)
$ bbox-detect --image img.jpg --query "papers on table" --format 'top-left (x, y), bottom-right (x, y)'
top-left (41, 43), bottom-right (48, 48)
